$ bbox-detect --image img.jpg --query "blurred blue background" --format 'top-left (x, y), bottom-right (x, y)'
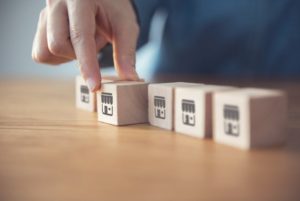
top-left (0, 0), bottom-right (162, 80)
top-left (0, 0), bottom-right (79, 79)
top-left (1, 0), bottom-right (300, 80)
top-left (134, 0), bottom-right (300, 78)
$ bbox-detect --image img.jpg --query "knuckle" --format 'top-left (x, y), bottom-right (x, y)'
top-left (70, 27), bottom-right (84, 44)
top-left (32, 41), bottom-right (53, 64)
top-left (48, 39), bottom-right (65, 56)
top-left (70, 28), bottom-right (93, 46)
top-left (32, 49), bottom-right (52, 63)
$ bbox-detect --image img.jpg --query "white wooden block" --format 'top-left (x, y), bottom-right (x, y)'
top-left (213, 88), bottom-right (287, 150)
top-left (97, 81), bottom-right (148, 125)
top-left (148, 82), bottom-right (201, 130)
top-left (175, 85), bottom-right (236, 138)
top-left (75, 75), bottom-right (115, 112)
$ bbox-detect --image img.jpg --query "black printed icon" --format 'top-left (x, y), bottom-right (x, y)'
top-left (224, 105), bottom-right (240, 136)
top-left (80, 85), bottom-right (90, 103)
top-left (154, 96), bottom-right (166, 119)
top-left (182, 99), bottom-right (195, 126)
top-left (101, 92), bottom-right (113, 116)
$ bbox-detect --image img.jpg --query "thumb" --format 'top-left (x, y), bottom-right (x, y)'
top-left (112, 20), bottom-right (140, 81)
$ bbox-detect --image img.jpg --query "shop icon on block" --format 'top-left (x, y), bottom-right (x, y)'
top-left (101, 92), bottom-right (113, 116)
top-left (80, 85), bottom-right (90, 104)
top-left (223, 105), bottom-right (240, 136)
top-left (182, 99), bottom-right (195, 126)
top-left (154, 96), bottom-right (166, 119)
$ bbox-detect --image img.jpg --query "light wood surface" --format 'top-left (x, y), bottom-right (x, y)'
top-left (0, 78), bottom-right (300, 201)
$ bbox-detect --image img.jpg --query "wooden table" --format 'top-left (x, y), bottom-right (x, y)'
top-left (0, 78), bottom-right (299, 201)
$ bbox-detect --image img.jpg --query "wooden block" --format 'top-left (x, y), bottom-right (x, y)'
top-left (97, 81), bottom-right (148, 125)
top-left (175, 85), bottom-right (236, 138)
top-left (148, 82), bottom-right (201, 130)
top-left (213, 88), bottom-right (287, 150)
top-left (75, 75), bottom-right (115, 112)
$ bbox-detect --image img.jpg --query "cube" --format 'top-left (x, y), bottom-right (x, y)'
top-left (97, 81), bottom-right (148, 125)
top-left (148, 82), bottom-right (201, 130)
top-left (75, 75), bottom-right (115, 112)
top-left (213, 88), bottom-right (287, 150)
top-left (175, 85), bottom-right (235, 138)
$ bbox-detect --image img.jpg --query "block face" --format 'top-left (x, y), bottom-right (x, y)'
top-left (214, 94), bottom-right (250, 149)
top-left (97, 82), bottom-right (148, 125)
top-left (175, 85), bottom-right (235, 138)
top-left (97, 84), bottom-right (118, 125)
top-left (214, 88), bottom-right (287, 150)
top-left (174, 88), bottom-right (205, 138)
top-left (117, 84), bottom-right (148, 125)
top-left (76, 76), bottom-right (96, 112)
top-left (249, 94), bottom-right (287, 147)
top-left (148, 85), bottom-right (173, 130)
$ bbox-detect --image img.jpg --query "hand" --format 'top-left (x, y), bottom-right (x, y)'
top-left (32, 0), bottom-right (140, 92)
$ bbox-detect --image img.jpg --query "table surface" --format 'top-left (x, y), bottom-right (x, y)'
top-left (0, 78), bottom-right (299, 201)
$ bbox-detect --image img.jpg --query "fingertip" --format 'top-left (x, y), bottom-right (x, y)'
top-left (86, 77), bottom-right (101, 92)
top-left (124, 70), bottom-right (140, 81)
top-left (118, 63), bottom-right (140, 81)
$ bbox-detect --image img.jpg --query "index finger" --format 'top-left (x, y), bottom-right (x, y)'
top-left (67, 0), bottom-right (101, 92)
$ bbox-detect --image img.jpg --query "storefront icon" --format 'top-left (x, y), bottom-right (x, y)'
top-left (101, 92), bottom-right (113, 116)
top-left (224, 105), bottom-right (240, 136)
top-left (154, 96), bottom-right (166, 119)
top-left (182, 99), bottom-right (195, 126)
top-left (80, 85), bottom-right (90, 103)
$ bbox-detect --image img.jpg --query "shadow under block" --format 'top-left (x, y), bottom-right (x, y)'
top-left (148, 82), bottom-right (201, 130)
top-left (175, 85), bottom-right (236, 139)
top-left (213, 88), bottom-right (287, 150)
top-left (75, 75), bottom-right (115, 112)
top-left (97, 81), bottom-right (148, 125)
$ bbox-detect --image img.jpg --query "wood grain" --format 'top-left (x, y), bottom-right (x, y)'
top-left (0, 78), bottom-right (300, 201)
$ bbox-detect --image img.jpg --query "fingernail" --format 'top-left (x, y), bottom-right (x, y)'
top-left (86, 78), bottom-right (97, 92)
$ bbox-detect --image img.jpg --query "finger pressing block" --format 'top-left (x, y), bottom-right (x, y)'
top-left (97, 81), bottom-right (148, 125)
top-left (75, 75), bottom-right (116, 112)
top-left (213, 88), bottom-right (287, 150)
top-left (148, 82), bottom-right (201, 130)
top-left (175, 85), bottom-right (236, 139)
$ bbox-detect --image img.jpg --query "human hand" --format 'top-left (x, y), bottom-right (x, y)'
top-left (32, 0), bottom-right (140, 92)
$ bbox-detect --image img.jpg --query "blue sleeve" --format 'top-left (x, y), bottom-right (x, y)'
top-left (132, 0), bottom-right (300, 76)
top-left (132, 0), bottom-right (166, 48)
